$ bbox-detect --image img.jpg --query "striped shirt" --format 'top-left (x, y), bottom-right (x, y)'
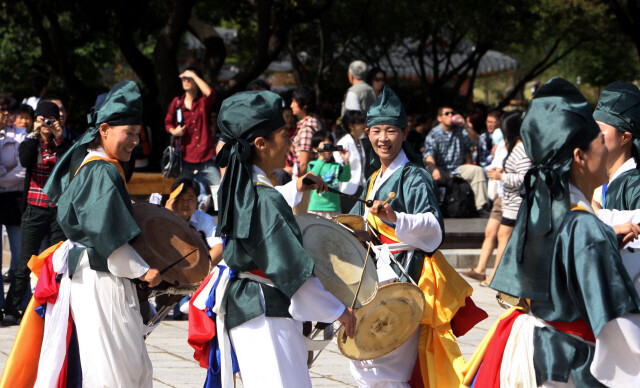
top-left (501, 141), bottom-right (531, 220)
top-left (292, 115), bottom-right (321, 177)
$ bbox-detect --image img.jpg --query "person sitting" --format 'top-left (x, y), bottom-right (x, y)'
top-left (423, 106), bottom-right (489, 214)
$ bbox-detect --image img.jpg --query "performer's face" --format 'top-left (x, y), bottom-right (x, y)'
top-left (255, 127), bottom-right (290, 173)
top-left (597, 120), bottom-right (631, 171)
top-left (99, 123), bottom-right (141, 161)
top-left (575, 131), bottom-right (609, 188)
top-left (367, 124), bottom-right (408, 165)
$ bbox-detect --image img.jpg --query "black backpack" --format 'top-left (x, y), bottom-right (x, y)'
top-left (442, 176), bottom-right (478, 218)
top-left (161, 136), bottom-right (182, 178)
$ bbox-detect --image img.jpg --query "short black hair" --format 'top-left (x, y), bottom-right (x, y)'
top-left (292, 85), bottom-right (316, 113)
top-left (0, 92), bottom-right (16, 110)
top-left (17, 104), bottom-right (34, 119)
top-left (311, 130), bottom-right (332, 149)
top-left (170, 178), bottom-right (201, 197)
top-left (246, 79), bottom-right (271, 91)
top-left (342, 110), bottom-right (366, 128)
top-left (184, 65), bottom-right (204, 79)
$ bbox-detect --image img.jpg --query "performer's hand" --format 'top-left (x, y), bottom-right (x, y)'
top-left (370, 201), bottom-right (397, 223)
top-left (614, 222), bottom-right (640, 249)
top-left (338, 307), bottom-right (356, 339)
top-left (139, 268), bottom-right (162, 288)
top-left (297, 172), bottom-right (327, 193)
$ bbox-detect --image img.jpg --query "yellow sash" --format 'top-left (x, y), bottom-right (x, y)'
top-left (75, 155), bottom-right (126, 181)
top-left (365, 169), bottom-right (400, 242)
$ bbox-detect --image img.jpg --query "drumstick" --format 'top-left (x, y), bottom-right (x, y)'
top-left (376, 192), bottom-right (396, 211)
top-left (342, 241), bottom-right (372, 342)
top-left (302, 177), bottom-right (374, 207)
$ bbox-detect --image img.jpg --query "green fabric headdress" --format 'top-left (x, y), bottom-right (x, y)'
top-left (215, 90), bottom-right (286, 238)
top-left (365, 86), bottom-right (423, 167)
top-left (44, 80), bottom-right (143, 203)
top-left (366, 85), bottom-right (407, 129)
top-left (491, 77), bottom-right (600, 301)
top-left (593, 81), bottom-right (640, 156)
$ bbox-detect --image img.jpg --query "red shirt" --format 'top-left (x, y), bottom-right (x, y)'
top-left (164, 91), bottom-right (216, 164)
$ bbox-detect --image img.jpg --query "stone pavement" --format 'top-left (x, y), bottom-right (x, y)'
top-left (0, 266), bottom-right (502, 387)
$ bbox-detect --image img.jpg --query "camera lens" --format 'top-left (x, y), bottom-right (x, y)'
top-left (44, 118), bottom-right (54, 127)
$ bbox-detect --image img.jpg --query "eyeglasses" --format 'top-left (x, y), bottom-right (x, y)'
top-left (441, 111), bottom-right (455, 116)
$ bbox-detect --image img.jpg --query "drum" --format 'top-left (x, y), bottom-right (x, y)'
top-left (337, 282), bottom-right (425, 361)
top-left (295, 213), bottom-right (378, 309)
top-left (131, 203), bottom-right (210, 289)
top-left (333, 214), bottom-right (381, 246)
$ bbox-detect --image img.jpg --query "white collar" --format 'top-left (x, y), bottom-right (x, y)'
top-left (378, 149), bottom-right (409, 179)
top-left (86, 146), bottom-right (109, 161)
top-left (569, 184), bottom-right (595, 215)
top-left (252, 165), bottom-right (274, 187)
top-left (610, 158), bottom-right (637, 183)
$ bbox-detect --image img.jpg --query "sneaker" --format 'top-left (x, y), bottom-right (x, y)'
top-left (1, 314), bottom-right (19, 326)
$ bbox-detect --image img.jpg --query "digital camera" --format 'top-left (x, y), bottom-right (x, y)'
top-left (43, 118), bottom-right (55, 127)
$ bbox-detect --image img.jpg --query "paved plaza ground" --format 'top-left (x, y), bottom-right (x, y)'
top-left (0, 266), bottom-right (502, 387)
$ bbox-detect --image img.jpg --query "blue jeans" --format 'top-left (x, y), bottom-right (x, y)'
top-left (179, 158), bottom-right (221, 187)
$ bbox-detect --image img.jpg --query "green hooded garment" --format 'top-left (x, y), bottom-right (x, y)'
top-left (44, 80), bottom-right (143, 275)
top-left (491, 78), bottom-right (640, 386)
top-left (593, 81), bottom-right (640, 211)
top-left (351, 86), bottom-right (443, 282)
top-left (215, 91), bottom-right (315, 329)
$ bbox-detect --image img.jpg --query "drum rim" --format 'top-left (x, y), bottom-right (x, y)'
top-left (336, 282), bottom-right (425, 361)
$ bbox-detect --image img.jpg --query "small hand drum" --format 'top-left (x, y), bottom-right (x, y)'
top-left (131, 203), bottom-right (210, 288)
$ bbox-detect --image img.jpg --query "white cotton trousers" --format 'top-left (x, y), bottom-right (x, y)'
top-left (230, 315), bottom-right (311, 388)
top-left (70, 253), bottom-right (153, 388)
top-left (349, 328), bottom-right (420, 388)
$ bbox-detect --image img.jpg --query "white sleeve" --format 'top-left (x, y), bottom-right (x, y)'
top-left (275, 180), bottom-right (303, 208)
top-left (107, 243), bottom-right (150, 279)
top-left (335, 139), bottom-right (362, 195)
top-left (395, 212), bottom-right (443, 253)
top-left (591, 313), bottom-right (640, 387)
top-left (289, 276), bottom-right (345, 323)
top-left (597, 208), bottom-right (640, 226)
top-left (344, 92), bottom-right (361, 111)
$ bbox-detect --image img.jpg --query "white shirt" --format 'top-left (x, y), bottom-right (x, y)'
top-left (333, 134), bottom-right (365, 195)
top-left (190, 210), bottom-right (223, 248)
top-left (344, 91), bottom-right (361, 111)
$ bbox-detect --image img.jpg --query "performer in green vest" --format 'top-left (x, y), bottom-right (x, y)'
top-left (24, 80), bottom-right (162, 386)
top-left (349, 86), bottom-right (484, 388)
top-left (464, 78), bottom-right (640, 387)
top-left (213, 90), bottom-right (355, 387)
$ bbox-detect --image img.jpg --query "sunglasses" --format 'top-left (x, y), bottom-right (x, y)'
top-left (180, 77), bottom-right (193, 82)
top-left (441, 111), bottom-right (455, 116)
top-left (373, 77), bottom-right (385, 82)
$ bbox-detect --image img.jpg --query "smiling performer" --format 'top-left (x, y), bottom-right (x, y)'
top-left (349, 86), bottom-right (486, 388)
top-left (211, 90), bottom-right (355, 388)
top-left (464, 78), bottom-right (640, 387)
top-left (32, 81), bottom-right (162, 387)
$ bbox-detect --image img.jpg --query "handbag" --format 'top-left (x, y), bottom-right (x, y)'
top-left (161, 135), bottom-right (182, 178)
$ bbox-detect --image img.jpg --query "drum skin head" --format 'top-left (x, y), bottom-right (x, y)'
top-left (333, 214), bottom-right (365, 232)
top-left (295, 213), bottom-right (378, 308)
top-left (337, 283), bottom-right (425, 360)
top-left (131, 203), bottom-right (210, 286)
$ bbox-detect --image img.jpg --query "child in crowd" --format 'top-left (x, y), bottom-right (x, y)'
top-left (307, 130), bottom-right (350, 218)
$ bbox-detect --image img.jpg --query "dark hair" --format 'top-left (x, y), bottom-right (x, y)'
top-left (0, 92), bottom-right (15, 109)
top-left (246, 79), bottom-right (271, 91)
top-left (170, 178), bottom-right (201, 197)
top-left (17, 104), bottom-right (34, 119)
top-left (335, 110), bottom-right (366, 139)
top-left (184, 65), bottom-right (204, 79)
top-left (292, 86), bottom-right (316, 113)
top-left (501, 111), bottom-right (523, 167)
top-left (466, 112), bottom-right (483, 132)
top-left (437, 106), bottom-right (454, 116)
top-left (366, 66), bottom-right (386, 85)
top-left (487, 109), bottom-right (502, 120)
top-left (311, 130), bottom-right (332, 149)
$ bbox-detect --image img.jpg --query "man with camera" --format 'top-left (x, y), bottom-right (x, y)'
top-left (1, 101), bottom-right (71, 326)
